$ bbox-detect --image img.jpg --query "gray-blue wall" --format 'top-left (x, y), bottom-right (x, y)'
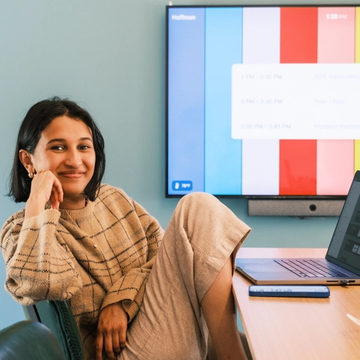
top-left (0, 0), bottom-right (356, 329)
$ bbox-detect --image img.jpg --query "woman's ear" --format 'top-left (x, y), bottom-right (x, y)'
top-left (19, 150), bottom-right (36, 178)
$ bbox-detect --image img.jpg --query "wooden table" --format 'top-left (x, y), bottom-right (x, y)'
top-left (233, 248), bottom-right (360, 360)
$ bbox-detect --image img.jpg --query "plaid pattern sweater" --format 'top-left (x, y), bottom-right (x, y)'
top-left (1, 184), bottom-right (164, 359)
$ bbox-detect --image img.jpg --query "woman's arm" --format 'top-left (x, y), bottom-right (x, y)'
top-left (100, 199), bottom-right (164, 321)
top-left (1, 209), bottom-right (82, 305)
top-left (94, 198), bottom-right (164, 360)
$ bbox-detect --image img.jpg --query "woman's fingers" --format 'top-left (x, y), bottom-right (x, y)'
top-left (95, 329), bottom-right (121, 360)
top-left (25, 170), bottom-right (63, 217)
top-left (49, 177), bottom-right (63, 209)
top-left (96, 303), bottom-right (128, 360)
top-left (95, 333), bottom-right (104, 360)
top-left (112, 332), bottom-right (121, 353)
top-left (104, 333), bottom-right (118, 360)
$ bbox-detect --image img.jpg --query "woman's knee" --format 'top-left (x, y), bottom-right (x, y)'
top-left (177, 192), bottom-right (220, 214)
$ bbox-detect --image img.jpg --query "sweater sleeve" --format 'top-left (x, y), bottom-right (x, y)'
top-left (1, 209), bottom-right (83, 305)
top-left (100, 199), bottom-right (164, 322)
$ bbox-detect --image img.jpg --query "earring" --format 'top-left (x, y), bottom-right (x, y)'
top-left (28, 172), bottom-right (34, 179)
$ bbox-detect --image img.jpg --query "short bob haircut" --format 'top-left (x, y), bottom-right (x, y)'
top-left (8, 97), bottom-right (106, 203)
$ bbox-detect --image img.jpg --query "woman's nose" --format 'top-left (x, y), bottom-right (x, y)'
top-left (65, 149), bottom-right (82, 167)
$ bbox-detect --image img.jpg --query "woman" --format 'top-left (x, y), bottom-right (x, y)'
top-left (1, 97), bottom-right (252, 360)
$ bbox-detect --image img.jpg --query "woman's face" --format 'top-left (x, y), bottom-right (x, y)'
top-left (29, 115), bottom-right (96, 202)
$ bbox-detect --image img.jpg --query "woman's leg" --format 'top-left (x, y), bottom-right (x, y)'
top-left (201, 257), bottom-right (248, 360)
top-left (121, 193), bottom-right (251, 360)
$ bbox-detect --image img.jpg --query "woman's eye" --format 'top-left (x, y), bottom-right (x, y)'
top-left (51, 145), bottom-right (65, 151)
top-left (79, 145), bottom-right (91, 150)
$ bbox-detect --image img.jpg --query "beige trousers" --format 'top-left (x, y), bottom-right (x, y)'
top-left (120, 193), bottom-right (251, 360)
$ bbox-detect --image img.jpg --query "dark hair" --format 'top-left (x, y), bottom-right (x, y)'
top-left (8, 97), bottom-right (106, 202)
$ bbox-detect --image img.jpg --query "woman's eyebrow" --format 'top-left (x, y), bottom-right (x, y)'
top-left (46, 137), bottom-right (93, 145)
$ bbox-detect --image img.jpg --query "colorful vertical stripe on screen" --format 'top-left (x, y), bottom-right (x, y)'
top-left (241, 7), bottom-right (280, 195)
top-left (317, 7), bottom-right (355, 194)
top-left (317, 141), bottom-right (354, 195)
top-left (279, 141), bottom-right (317, 195)
top-left (167, 8), bottom-right (206, 194)
top-left (280, 7), bottom-right (318, 63)
top-left (279, 7), bottom-right (318, 195)
top-left (204, 8), bottom-right (243, 195)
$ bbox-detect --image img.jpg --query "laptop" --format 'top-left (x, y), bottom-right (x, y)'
top-left (236, 171), bottom-right (360, 285)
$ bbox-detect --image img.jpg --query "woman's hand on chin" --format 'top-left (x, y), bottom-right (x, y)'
top-left (25, 170), bottom-right (63, 218)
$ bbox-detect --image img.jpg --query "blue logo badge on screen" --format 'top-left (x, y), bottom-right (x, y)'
top-left (172, 181), bottom-right (193, 191)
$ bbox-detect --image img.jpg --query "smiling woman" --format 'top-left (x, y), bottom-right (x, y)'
top-left (19, 116), bottom-right (96, 212)
top-left (8, 98), bottom-right (105, 207)
top-left (0, 97), bottom-right (252, 360)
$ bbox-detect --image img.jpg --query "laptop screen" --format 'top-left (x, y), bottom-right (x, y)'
top-left (326, 170), bottom-right (360, 275)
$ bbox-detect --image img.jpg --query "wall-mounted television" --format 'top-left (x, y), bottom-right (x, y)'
top-left (166, 4), bottom-right (360, 216)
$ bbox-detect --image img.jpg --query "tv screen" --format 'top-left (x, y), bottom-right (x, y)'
top-left (166, 5), bottom-right (360, 198)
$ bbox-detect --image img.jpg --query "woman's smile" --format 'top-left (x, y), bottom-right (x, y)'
top-left (58, 170), bottom-right (86, 178)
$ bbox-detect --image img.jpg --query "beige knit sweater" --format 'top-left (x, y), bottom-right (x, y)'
top-left (1, 184), bottom-right (164, 359)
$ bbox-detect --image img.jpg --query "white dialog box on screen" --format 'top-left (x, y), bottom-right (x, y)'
top-left (231, 63), bottom-right (360, 140)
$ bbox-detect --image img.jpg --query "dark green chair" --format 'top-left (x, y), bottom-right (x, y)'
top-left (0, 320), bottom-right (66, 360)
top-left (24, 300), bottom-right (84, 360)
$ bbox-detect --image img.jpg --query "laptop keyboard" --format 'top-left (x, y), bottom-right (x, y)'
top-left (274, 259), bottom-right (349, 278)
